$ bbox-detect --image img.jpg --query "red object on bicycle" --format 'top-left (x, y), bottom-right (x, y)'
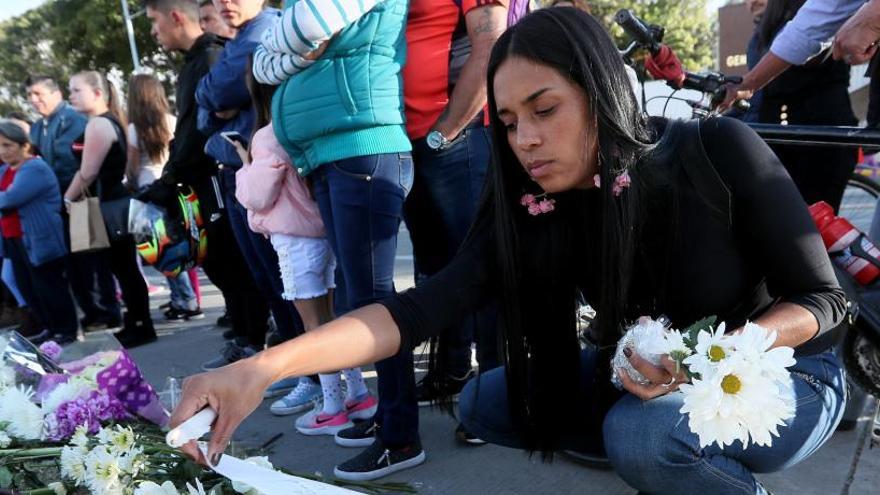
top-left (810, 201), bottom-right (880, 285)
top-left (645, 45), bottom-right (686, 89)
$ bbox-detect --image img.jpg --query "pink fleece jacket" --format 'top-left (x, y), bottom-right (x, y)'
top-left (235, 124), bottom-right (325, 238)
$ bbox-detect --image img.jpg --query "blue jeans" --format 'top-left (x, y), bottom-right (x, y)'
top-left (2, 257), bottom-right (25, 306)
top-left (167, 271), bottom-right (197, 311)
top-left (404, 126), bottom-right (498, 375)
top-left (219, 166), bottom-right (305, 346)
top-left (311, 152), bottom-right (415, 446)
top-left (460, 349), bottom-right (846, 494)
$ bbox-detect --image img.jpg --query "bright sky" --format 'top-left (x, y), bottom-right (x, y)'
top-left (0, 0), bottom-right (48, 22)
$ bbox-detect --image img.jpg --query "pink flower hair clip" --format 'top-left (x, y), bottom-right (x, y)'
top-left (593, 169), bottom-right (631, 197)
top-left (520, 192), bottom-right (556, 216)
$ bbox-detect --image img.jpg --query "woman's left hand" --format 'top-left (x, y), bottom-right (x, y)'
top-left (617, 350), bottom-right (689, 400)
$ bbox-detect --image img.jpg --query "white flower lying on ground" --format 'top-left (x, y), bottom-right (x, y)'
top-left (84, 445), bottom-right (125, 495)
top-left (48, 481), bottom-right (68, 495)
top-left (679, 355), bottom-right (795, 449)
top-left (0, 429), bottom-right (11, 448)
top-left (134, 480), bottom-right (180, 495)
top-left (0, 363), bottom-right (15, 390)
top-left (0, 385), bottom-right (44, 440)
top-left (231, 456), bottom-right (274, 495)
top-left (60, 444), bottom-right (89, 485)
top-left (683, 322), bottom-right (735, 377)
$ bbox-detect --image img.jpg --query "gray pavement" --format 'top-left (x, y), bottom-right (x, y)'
top-left (126, 230), bottom-right (879, 494)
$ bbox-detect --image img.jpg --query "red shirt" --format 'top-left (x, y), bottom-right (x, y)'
top-left (403, 0), bottom-right (507, 140)
top-left (0, 166), bottom-right (23, 239)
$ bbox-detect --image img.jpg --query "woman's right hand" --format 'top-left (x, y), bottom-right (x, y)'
top-left (169, 357), bottom-right (277, 466)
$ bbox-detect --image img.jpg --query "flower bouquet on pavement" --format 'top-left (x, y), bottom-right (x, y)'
top-left (0, 330), bottom-right (168, 446)
top-left (612, 316), bottom-right (797, 449)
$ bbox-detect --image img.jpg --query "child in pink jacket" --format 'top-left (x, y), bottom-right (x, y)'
top-left (235, 121), bottom-right (377, 437)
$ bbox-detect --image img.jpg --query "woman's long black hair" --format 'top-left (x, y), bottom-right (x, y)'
top-left (478, 8), bottom-right (657, 453)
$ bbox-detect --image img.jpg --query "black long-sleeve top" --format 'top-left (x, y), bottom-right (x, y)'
top-left (160, 34), bottom-right (225, 188)
top-left (383, 117), bottom-right (847, 356)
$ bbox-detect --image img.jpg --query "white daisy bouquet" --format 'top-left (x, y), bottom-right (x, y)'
top-left (0, 330), bottom-right (169, 446)
top-left (612, 317), bottom-right (797, 449)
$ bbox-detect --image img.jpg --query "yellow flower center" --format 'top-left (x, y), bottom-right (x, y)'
top-left (721, 374), bottom-right (742, 395)
top-left (708, 345), bottom-right (726, 362)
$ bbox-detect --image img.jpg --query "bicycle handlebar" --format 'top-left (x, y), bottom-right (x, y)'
top-left (615, 9), bottom-right (750, 114)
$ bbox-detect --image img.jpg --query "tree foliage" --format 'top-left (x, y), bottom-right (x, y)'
top-left (0, 0), bottom-right (176, 115)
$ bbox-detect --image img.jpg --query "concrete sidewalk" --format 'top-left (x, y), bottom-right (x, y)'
top-left (128, 271), bottom-right (879, 494)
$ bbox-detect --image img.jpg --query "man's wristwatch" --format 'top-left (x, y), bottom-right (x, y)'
top-left (426, 130), bottom-right (452, 151)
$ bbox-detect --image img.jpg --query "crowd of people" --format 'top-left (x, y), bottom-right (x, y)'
top-left (1, 0), bottom-right (879, 492)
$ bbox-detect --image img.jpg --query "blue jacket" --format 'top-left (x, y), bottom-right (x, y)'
top-left (29, 102), bottom-right (87, 192)
top-left (0, 158), bottom-right (67, 266)
top-left (196, 8), bottom-right (280, 168)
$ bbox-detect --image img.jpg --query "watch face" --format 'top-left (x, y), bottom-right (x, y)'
top-left (427, 131), bottom-right (443, 150)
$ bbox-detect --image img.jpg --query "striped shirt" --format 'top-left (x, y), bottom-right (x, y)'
top-left (253, 0), bottom-right (387, 85)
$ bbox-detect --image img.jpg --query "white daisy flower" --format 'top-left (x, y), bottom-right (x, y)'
top-left (134, 480), bottom-right (179, 495)
top-left (107, 425), bottom-right (138, 454)
top-left (232, 456), bottom-right (274, 494)
top-left (60, 446), bottom-right (88, 485)
top-left (683, 323), bottom-right (734, 378)
top-left (70, 425), bottom-right (90, 448)
top-left (731, 322), bottom-right (796, 384)
top-left (84, 445), bottom-right (124, 495)
top-left (0, 386), bottom-right (44, 440)
top-left (679, 357), bottom-right (794, 449)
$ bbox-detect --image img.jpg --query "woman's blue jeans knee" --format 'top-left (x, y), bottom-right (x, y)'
top-left (311, 152), bottom-right (417, 445)
top-left (460, 349), bottom-right (845, 495)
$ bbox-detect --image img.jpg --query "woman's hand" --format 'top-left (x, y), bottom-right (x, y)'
top-left (169, 356), bottom-right (277, 466)
top-left (617, 349), bottom-right (689, 400)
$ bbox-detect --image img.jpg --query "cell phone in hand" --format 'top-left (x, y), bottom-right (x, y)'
top-left (220, 131), bottom-right (249, 150)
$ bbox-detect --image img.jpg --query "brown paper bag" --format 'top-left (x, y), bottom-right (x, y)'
top-left (69, 197), bottom-right (110, 253)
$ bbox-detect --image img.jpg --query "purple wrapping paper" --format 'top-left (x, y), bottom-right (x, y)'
top-left (96, 351), bottom-right (169, 427)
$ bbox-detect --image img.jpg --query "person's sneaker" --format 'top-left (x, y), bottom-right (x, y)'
top-left (264, 376), bottom-right (301, 399)
top-left (416, 370), bottom-right (475, 406)
top-left (334, 438), bottom-right (426, 481)
top-left (200, 341), bottom-right (256, 371)
top-left (270, 378), bottom-right (322, 416)
top-left (159, 301), bottom-right (172, 310)
top-left (344, 394), bottom-right (378, 421)
top-left (454, 423), bottom-right (487, 446)
top-left (216, 310), bottom-right (232, 328)
top-left (164, 307), bottom-right (188, 321)
top-left (295, 403), bottom-right (354, 436)
top-left (334, 419), bottom-right (379, 448)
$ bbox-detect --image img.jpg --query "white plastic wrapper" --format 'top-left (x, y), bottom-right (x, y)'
top-left (610, 318), bottom-right (667, 390)
top-left (168, 408), bottom-right (357, 494)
